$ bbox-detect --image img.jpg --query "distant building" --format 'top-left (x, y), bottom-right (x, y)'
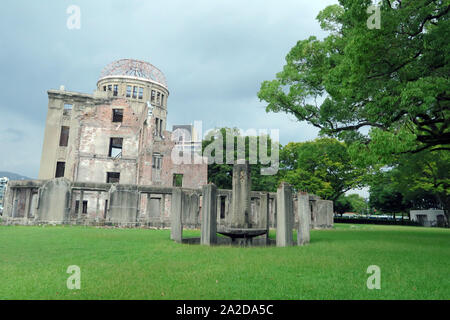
top-left (0, 177), bottom-right (8, 211)
top-left (342, 212), bottom-right (358, 218)
top-left (410, 209), bottom-right (447, 227)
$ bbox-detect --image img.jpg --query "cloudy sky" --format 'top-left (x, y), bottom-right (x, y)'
top-left (0, 0), bottom-right (339, 180)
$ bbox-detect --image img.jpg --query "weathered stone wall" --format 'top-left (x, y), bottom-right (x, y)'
top-left (36, 178), bottom-right (71, 223)
top-left (2, 179), bottom-right (333, 230)
top-left (108, 184), bottom-right (139, 225)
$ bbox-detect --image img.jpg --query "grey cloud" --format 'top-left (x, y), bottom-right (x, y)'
top-left (0, 128), bottom-right (24, 143)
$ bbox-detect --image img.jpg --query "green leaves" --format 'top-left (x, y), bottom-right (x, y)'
top-left (279, 138), bottom-right (365, 201)
top-left (258, 0), bottom-right (450, 156)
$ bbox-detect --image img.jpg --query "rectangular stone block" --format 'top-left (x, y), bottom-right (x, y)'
top-left (316, 199), bottom-right (334, 229)
top-left (276, 182), bottom-right (294, 247)
top-left (326, 200), bottom-right (334, 228)
top-left (201, 184), bottom-right (217, 245)
top-left (297, 193), bottom-right (311, 245)
top-left (260, 193), bottom-right (270, 244)
top-left (230, 162), bottom-right (251, 228)
top-left (171, 188), bottom-right (183, 242)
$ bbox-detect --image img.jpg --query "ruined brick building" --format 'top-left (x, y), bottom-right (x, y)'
top-left (2, 59), bottom-right (333, 230)
top-left (38, 59), bottom-right (207, 188)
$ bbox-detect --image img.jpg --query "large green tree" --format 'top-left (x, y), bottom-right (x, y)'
top-left (368, 150), bottom-right (449, 222)
top-left (335, 195), bottom-right (353, 215)
top-left (278, 138), bottom-right (365, 201)
top-left (390, 151), bottom-right (449, 220)
top-left (258, 0), bottom-right (449, 159)
top-left (335, 193), bottom-right (368, 215)
top-left (369, 176), bottom-right (410, 215)
top-left (346, 193), bottom-right (368, 214)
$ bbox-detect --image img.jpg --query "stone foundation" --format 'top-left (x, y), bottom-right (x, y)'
top-left (2, 178), bottom-right (333, 230)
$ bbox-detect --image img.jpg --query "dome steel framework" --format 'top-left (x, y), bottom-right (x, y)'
top-left (99, 59), bottom-right (168, 88)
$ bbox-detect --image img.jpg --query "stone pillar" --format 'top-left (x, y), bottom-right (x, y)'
top-left (190, 193), bottom-right (200, 228)
top-left (77, 190), bottom-right (84, 220)
top-left (326, 200), bottom-right (334, 228)
top-left (30, 192), bottom-right (38, 218)
top-left (24, 189), bottom-right (31, 220)
top-left (269, 197), bottom-right (276, 228)
top-left (95, 191), bottom-right (101, 220)
top-left (310, 196), bottom-right (319, 229)
top-left (260, 193), bottom-right (270, 244)
top-left (160, 194), bottom-right (166, 227)
top-left (108, 185), bottom-right (139, 226)
top-left (145, 193), bottom-right (151, 221)
top-left (230, 162), bottom-right (251, 228)
top-left (216, 194), bottom-right (221, 225)
top-left (276, 182), bottom-right (294, 247)
top-left (3, 185), bottom-right (13, 218)
top-left (11, 188), bottom-right (17, 218)
top-left (201, 184), bottom-right (218, 245)
top-left (171, 188), bottom-right (183, 242)
top-left (297, 192), bottom-right (311, 245)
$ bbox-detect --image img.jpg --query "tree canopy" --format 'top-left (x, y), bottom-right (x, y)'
top-left (201, 130), bottom-right (363, 198)
top-left (258, 0), bottom-right (449, 159)
top-left (278, 138), bottom-right (365, 201)
top-left (368, 150), bottom-right (449, 220)
top-left (335, 193), bottom-right (368, 215)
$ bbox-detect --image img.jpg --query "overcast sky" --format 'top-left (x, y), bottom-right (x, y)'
top-left (0, 0), bottom-right (340, 179)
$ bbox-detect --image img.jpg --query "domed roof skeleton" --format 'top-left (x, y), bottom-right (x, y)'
top-left (98, 59), bottom-right (168, 89)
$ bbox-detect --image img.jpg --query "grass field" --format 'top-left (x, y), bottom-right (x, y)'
top-left (0, 224), bottom-right (449, 300)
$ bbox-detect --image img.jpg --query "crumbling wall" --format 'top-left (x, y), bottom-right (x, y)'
top-left (2, 179), bottom-right (333, 229)
top-left (37, 178), bottom-right (71, 223)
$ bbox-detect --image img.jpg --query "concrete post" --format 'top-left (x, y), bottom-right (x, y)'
top-left (276, 182), bottom-right (294, 247)
top-left (77, 190), bottom-right (84, 220)
top-left (95, 191), bottom-right (101, 220)
top-left (160, 194), bottom-right (166, 227)
top-left (171, 188), bottom-right (183, 242)
top-left (270, 197), bottom-right (276, 228)
top-left (24, 189), bottom-right (31, 220)
top-left (297, 192), bottom-right (311, 245)
top-left (230, 162), bottom-right (251, 228)
top-left (145, 193), bottom-right (153, 224)
top-left (326, 200), bottom-right (334, 228)
top-left (11, 188), bottom-right (17, 218)
top-left (309, 195), bottom-right (319, 229)
top-left (201, 184), bottom-right (218, 245)
top-left (2, 185), bottom-right (13, 218)
top-left (316, 200), bottom-right (329, 229)
top-left (260, 193), bottom-right (270, 244)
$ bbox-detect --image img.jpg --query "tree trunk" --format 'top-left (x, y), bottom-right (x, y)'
top-left (436, 193), bottom-right (450, 228)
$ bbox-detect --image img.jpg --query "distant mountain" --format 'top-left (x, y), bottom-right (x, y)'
top-left (0, 171), bottom-right (32, 181)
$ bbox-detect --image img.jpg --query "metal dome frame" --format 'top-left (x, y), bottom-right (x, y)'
top-left (99, 59), bottom-right (168, 89)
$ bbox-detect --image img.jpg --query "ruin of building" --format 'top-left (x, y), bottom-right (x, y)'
top-left (35, 59), bottom-right (207, 217)
top-left (1, 59), bottom-right (333, 234)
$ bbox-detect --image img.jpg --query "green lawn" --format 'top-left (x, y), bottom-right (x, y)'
top-left (0, 224), bottom-right (449, 300)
